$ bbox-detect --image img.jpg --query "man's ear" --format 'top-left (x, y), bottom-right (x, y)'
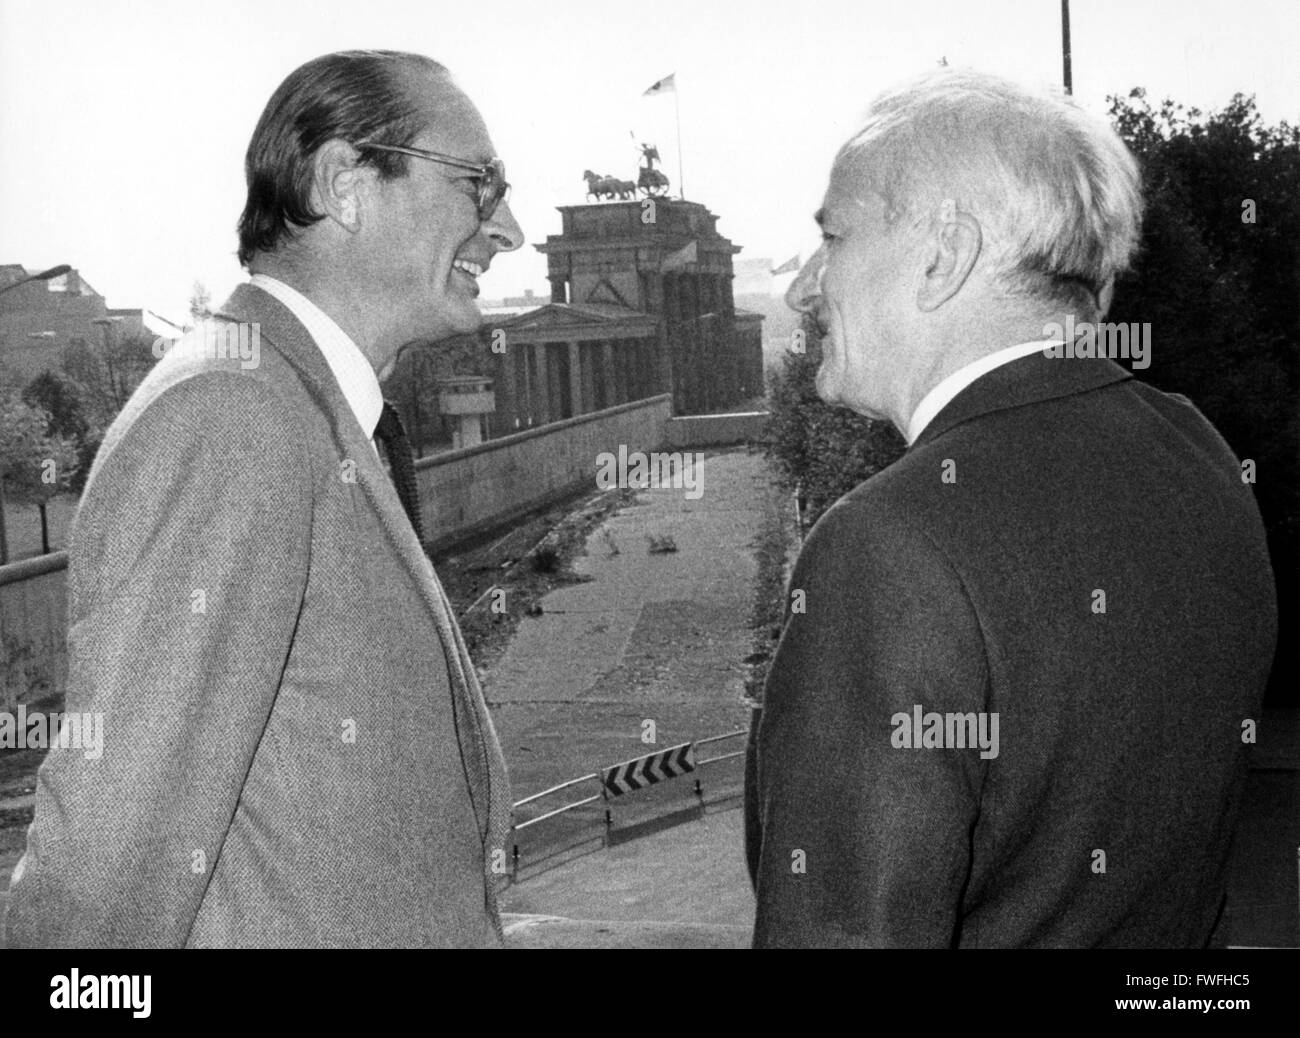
top-left (916, 203), bottom-right (982, 313)
top-left (1096, 276), bottom-right (1115, 321)
top-left (310, 140), bottom-right (369, 232)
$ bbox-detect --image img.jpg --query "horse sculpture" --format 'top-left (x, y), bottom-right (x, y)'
top-left (582, 169), bottom-right (637, 202)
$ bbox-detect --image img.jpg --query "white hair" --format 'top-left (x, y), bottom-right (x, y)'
top-left (837, 68), bottom-right (1143, 315)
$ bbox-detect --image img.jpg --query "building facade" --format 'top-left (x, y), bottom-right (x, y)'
top-left (538, 198), bottom-right (764, 415)
top-left (0, 267), bottom-right (107, 383)
top-left (383, 197), bottom-right (765, 453)
top-left (0, 266), bottom-right (182, 388)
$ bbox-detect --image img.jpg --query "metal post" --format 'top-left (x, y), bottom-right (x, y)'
top-left (674, 88), bottom-right (685, 200)
top-left (1061, 0), bottom-right (1073, 95)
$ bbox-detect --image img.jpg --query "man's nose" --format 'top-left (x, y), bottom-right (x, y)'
top-left (484, 199), bottom-right (524, 253)
top-left (785, 252), bottom-right (823, 313)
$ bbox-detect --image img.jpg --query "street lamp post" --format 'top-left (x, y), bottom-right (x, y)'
top-left (1061, 0), bottom-right (1073, 96)
top-left (92, 316), bottom-right (126, 409)
top-left (0, 263), bottom-right (72, 565)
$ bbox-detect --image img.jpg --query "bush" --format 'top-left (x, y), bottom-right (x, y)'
top-left (1108, 89), bottom-right (1299, 705)
top-left (530, 544), bottom-right (561, 574)
top-left (763, 322), bottom-right (906, 528)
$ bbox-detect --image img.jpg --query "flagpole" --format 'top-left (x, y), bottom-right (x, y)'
top-left (674, 86), bottom-right (685, 200)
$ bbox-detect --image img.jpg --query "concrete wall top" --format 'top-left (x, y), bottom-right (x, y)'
top-left (415, 393), bottom-right (672, 472)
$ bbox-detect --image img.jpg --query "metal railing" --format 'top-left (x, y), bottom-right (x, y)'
top-left (694, 730), bottom-right (746, 767)
top-left (508, 729), bottom-right (747, 878)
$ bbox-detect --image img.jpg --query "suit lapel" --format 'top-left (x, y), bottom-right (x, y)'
top-left (213, 284), bottom-right (510, 885)
top-left (213, 285), bottom-right (448, 628)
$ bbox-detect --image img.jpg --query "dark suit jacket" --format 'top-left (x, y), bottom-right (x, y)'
top-left (746, 352), bottom-right (1276, 947)
top-left (4, 285), bottom-right (511, 947)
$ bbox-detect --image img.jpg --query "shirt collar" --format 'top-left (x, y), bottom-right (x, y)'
top-left (906, 339), bottom-right (1064, 445)
top-left (248, 273), bottom-right (384, 440)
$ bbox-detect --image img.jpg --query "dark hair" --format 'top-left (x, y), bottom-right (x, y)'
top-left (236, 50), bottom-right (447, 266)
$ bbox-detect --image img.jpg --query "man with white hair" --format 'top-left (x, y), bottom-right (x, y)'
top-left (745, 68), bottom-right (1276, 947)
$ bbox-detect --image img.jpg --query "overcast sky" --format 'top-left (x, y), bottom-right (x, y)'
top-left (1, 0), bottom-right (1296, 321)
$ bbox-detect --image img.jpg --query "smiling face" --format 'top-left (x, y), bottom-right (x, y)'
top-left (361, 72), bottom-right (523, 354)
top-left (785, 157), bottom-right (923, 429)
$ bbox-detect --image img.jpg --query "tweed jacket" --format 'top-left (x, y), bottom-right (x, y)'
top-left (4, 284), bottom-right (511, 948)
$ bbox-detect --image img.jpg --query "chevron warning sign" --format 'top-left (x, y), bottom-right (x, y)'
top-left (602, 743), bottom-right (696, 797)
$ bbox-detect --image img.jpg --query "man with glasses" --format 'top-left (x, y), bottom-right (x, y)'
top-left (5, 50), bottom-right (523, 947)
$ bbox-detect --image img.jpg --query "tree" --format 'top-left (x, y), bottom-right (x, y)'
top-left (189, 280), bottom-right (213, 325)
top-left (763, 316), bottom-right (905, 528)
top-left (1107, 88), bottom-right (1299, 706)
top-left (62, 331), bottom-right (157, 429)
top-left (0, 388), bottom-right (79, 560)
top-left (22, 370), bottom-right (100, 493)
top-left (22, 370), bottom-right (91, 441)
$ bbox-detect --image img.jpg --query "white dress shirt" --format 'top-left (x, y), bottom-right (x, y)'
top-left (906, 339), bottom-right (1064, 444)
top-left (248, 274), bottom-right (383, 446)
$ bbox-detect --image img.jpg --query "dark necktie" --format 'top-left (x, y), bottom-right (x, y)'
top-left (374, 401), bottom-right (425, 546)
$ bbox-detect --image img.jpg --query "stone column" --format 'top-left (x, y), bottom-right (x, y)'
top-left (681, 274), bottom-right (698, 414)
top-left (497, 337), bottom-right (518, 434)
top-left (710, 274), bottom-right (728, 409)
top-left (547, 343), bottom-right (565, 421)
top-left (534, 341), bottom-right (551, 425)
top-left (579, 341), bottom-right (596, 414)
top-left (602, 340), bottom-right (619, 407)
top-left (700, 274), bottom-right (715, 412)
top-left (572, 343), bottom-right (587, 421)
top-left (520, 338), bottom-right (535, 427)
top-left (659, 274), bottom-right (677, 410)
top-left (620, 342), bottom-right (634, 403)
top-left (643, 339), bottom-right (655, 399)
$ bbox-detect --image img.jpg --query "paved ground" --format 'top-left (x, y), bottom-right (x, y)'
top-left (488, 448), bottom-right (785, 868)
top-left (486, 447), bottom-right (784, 945)
top-left (503, 805), bottom-right (753, 949)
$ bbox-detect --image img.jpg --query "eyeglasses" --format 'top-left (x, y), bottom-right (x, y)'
top-left (356, 142), bottom-right (510, 222)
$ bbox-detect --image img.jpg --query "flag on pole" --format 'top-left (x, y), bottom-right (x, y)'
top-left (660, 240), bottom-right (698, 272)
top-left (770, 255), bottom-right (801, 276)
top-left (643, 73), bottom-right (676, 96)
top-left (642, 72), bottom-right (684, 198)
